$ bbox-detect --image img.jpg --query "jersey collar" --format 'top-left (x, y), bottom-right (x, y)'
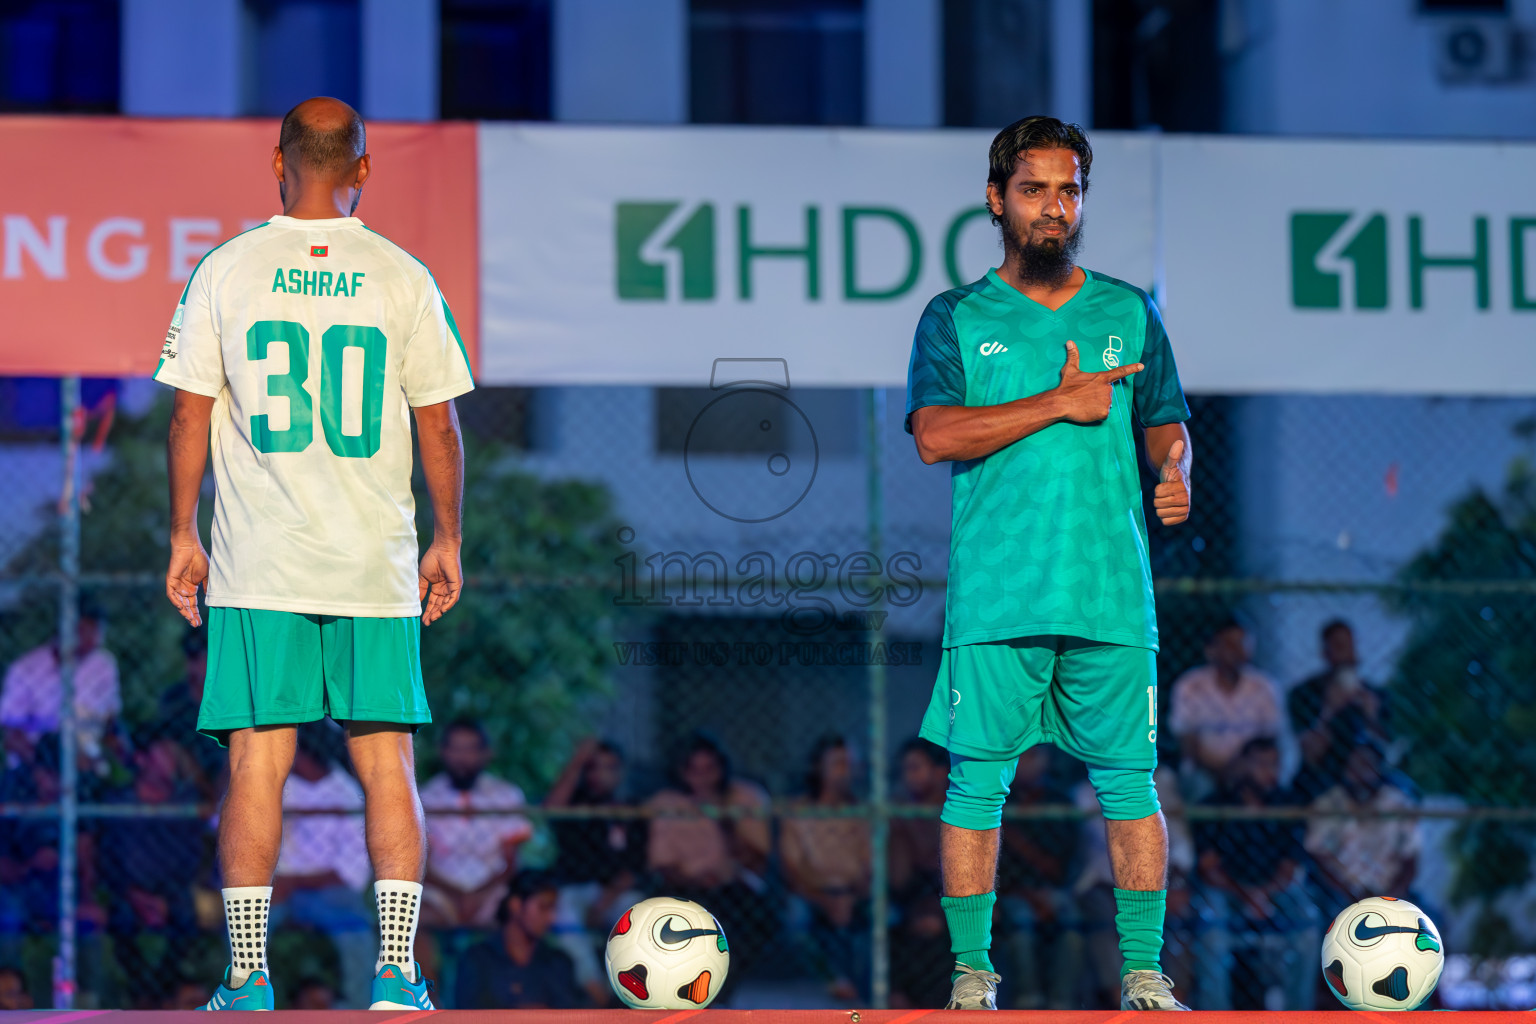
top-left (266, 215), bottom-right (366, 230)
top-left (984, 266), bottom-right (1096, 318)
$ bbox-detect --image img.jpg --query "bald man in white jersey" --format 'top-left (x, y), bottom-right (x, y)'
top-left (155, 97), bottom-right (470, 1011)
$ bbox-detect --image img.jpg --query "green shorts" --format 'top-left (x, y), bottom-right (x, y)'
top-left (919, 634), bottom-right (1158, 768)
top-left (198, 607), bottom-right (430, 746)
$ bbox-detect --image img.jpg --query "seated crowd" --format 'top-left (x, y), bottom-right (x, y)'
top-left (0, 615), bottom-right (1418, 1010)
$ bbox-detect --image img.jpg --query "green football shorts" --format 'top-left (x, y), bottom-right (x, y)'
top-left (919, 634), bottom-right (1158, 768)
top-left (198, 607), bottom-right (430, 746)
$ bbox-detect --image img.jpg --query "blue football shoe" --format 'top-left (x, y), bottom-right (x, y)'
top-left (197, 967), bottom-right (274, 1011)
top-left (369, 962), bottom-right (435, 1010)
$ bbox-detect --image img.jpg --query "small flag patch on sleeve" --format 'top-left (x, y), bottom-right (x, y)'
top-left (311, 245), bottom-right (328, 257)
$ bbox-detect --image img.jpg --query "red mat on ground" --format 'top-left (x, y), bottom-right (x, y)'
top-left (0, 1011), bottom-right (1519, 1022)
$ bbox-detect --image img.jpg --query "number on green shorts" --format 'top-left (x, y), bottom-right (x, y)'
top-left (248, 319), bottom-right (386, 457)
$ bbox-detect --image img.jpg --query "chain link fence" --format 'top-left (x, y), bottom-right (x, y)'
top-left (1, 379), bottom-right (1534, 1010)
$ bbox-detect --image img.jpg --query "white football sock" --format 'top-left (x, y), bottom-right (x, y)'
top-left (375, 880), bottom-right (424, 983)
top-left (221, 886), bottom-right (272, 987)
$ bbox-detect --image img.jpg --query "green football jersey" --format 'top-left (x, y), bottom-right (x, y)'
top-left (905, 268), bottom-right (1189, 651)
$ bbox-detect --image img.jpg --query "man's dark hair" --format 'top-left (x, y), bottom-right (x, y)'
top-left (1208, 616), bottom-right (1248, 642)
top-left (899, 736), bottom-right (947, 769)
top-left (295, 721), bottom-right (340, 768)
top-left (805, 732), bottom-right (850, 799)
top-left (1321, 618), bottom-right (1353, 642)
top-left (987, 115), bottom-right (1093, 223)
top-left (279, 100), bottom-right (365, 177)
top-left (671, 731), bottom-right (731, 787)
top-left (77, 593), bottom-right (106, 625)
top-left (181, 627), bottom-right (207, 658)
top-left (441, 718), bottom-right (488, 747)
top-left (0, 965), bottom-right (26, 989)
top-left (496, 868), bottom-right (559, 924)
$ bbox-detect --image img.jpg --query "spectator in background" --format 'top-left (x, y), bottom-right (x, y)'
top-left (0, 966), bottom-right (32, 1010)
top-left (0, 735), bottom-right (108, 990)
top-left (1169, 619), bottom-right (1284, 798)
top-left (1289, 620), bottom-right (1389, 801)
top-left (419, 721), bottom-right (533, 930)
top-left (1068, 755), bottom-right (1195, 1010)
top-left (156, 628), bottom-right (207, 739)
top-left (154, 627), bottom-right (223, 793)
top-left (270, 723), bottom-right (374, 1009)
top-left (887, 738), bottom-right (950, 1009)
top-left (96, 732), bottom-right (208, 1008)
top-left (1193, 737), bottom-right (1316, 1010)
top-left (780, 734), bottom-right (871, 1002)
top-left (1305, 740), bottom-right (1419, 907)
top-left (455, 870), bottom-right (582, 1009)
top-left (997, 745), bottom-right (1080, 1009)
top-left (545, 737), bottom-right (645, 1006)
top-left (646, 733), bottom-right (773, 1000)
top-left (0, 735), bottom-right (67, 942)
top-left (290, 977), bottom-right (337, 1010)
top-left (0, 598), bottom-right (120, 766)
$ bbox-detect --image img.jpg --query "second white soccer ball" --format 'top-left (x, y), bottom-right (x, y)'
top-left (1320, 896), bottom-right (1444, 1010)
top-left (604, 896), bottom-right (730, 1009)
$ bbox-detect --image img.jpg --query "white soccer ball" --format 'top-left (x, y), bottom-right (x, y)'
top-left (605, 896), bottom-right (730, 1009)
top-left (1321, 896), bottom-right (1444, 1010)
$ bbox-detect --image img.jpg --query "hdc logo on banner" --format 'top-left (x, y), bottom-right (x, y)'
top-left (613, 200), bottom-right (989, 303)
top-left (1290, 211), bottom-right (1536, 311)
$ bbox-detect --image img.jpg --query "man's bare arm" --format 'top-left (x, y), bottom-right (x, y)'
top-left (911, 340), bottom-right (1143, 464)
top-left (165, 390), bottom-right (215, 626)
top-left (1144, 422), bottom-right (1192, 527)
top-left (911, 396), bottom-right (1067, 465)
top-left (413, 399), bottom-right (465, 625)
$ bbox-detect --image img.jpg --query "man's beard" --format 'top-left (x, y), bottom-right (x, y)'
top-left (1002, 214), bottom-right (1085, 286)
top-left (447, 767), bottom-right (481, 791)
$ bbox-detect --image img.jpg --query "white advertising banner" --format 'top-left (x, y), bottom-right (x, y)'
top-left (479, 126), bottom-right (1156, 387)
top-left (1160, 135), bottom-right (1536, 395)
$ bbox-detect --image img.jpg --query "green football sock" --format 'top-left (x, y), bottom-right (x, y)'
top-left (941, 892), bottom-right (996, 978)
top-left (1114, 887), bottom-right (1166, 976)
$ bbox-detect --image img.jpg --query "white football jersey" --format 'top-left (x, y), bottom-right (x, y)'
top-left (153, 215), bottom-right (474, 617)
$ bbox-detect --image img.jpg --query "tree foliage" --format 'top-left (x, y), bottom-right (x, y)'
top-left (3, 393), bottom-right (624, 790)
top-left (1390, 446), bottom-right (1536, 953)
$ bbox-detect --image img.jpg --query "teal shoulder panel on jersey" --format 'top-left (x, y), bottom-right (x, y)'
top-left (362, 225), bottom-right (473, 382)
top-left (1087, 270), bottom-right (1189, 429)
top-left (905, 276), bottom-right (991, 433)
top-left (177, 222), bottom-right (272, 304)
top-left (156, 222), bottom-right (273, 377)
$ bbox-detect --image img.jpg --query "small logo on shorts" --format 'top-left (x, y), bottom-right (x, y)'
top-left (950, 688), bottom-right (962, 724)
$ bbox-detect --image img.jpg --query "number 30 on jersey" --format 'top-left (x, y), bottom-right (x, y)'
top-left (248, 319), bottom-right (385, 458)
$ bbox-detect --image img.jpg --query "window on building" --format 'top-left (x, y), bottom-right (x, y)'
top-left (0, 0), bottom-right (119, 113)
top-left (1092, 0), bottom-right (1222, 132)
top-left (247, 0), bottom-right (361, 116)
top-left (690, 0), bottom-right (863, 125)
top-left (942, 0), bottom-right (1051, 127)
top-left (655, 386), bottom-right (860, 456)
top-left (1419, 0), bottom-right (1507, 11)
top-left (440, 0), bottom-right (551, 120)
top-left (454, 386), bottom-right (539, 449)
